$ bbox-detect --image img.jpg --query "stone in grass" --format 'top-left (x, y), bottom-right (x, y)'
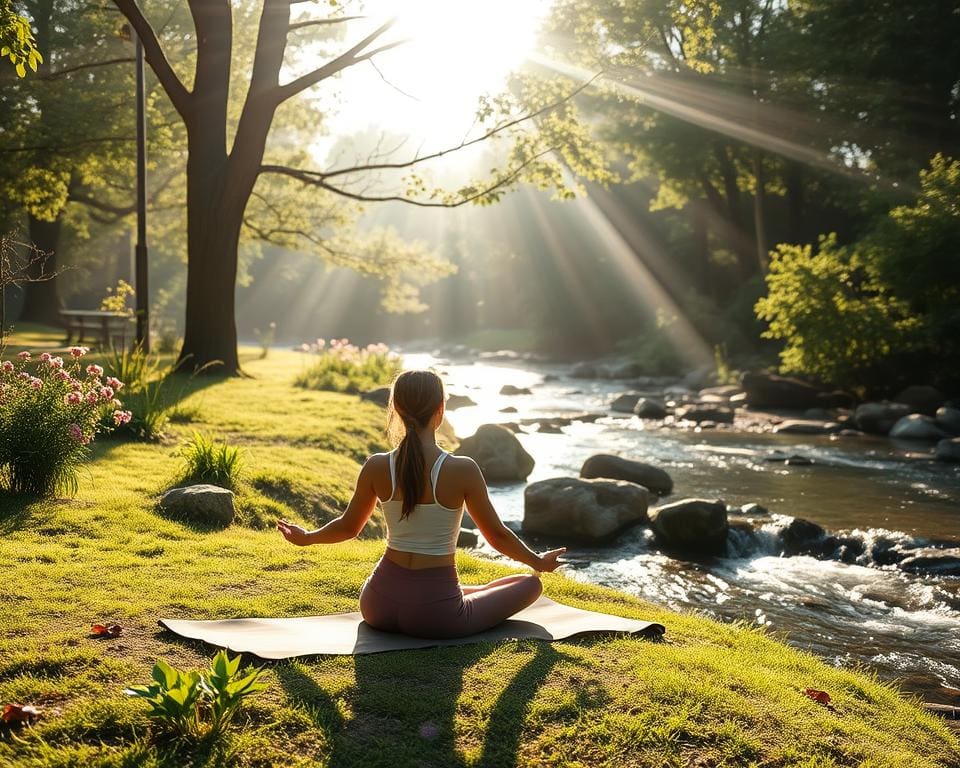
top-left (160, 484), bottom-right (235, 527)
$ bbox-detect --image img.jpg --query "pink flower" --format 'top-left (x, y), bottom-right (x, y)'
top-left (105, 377), bottom-right (123, 391)
top-left (39, 352), bottom-right (51, 362)
top-left (64, 391), bottom-right (82, 405)
top-left (29, 377), bottom-right (42, 390)
top-left (85, 391), bottom-right (99, 405)
top-left (111, 398), bottom-right (122, 408)
top-left (68, 423), bottom-right (84, 442)
top-left (70, 379), bottom-right (83, 391)
top-left (69, 346), bottom-right (89, 358)
top-left (316, 338), bottom-right (326, 349)
top-left (16, 351), bottom-right (30, 361)
top-left (99, 386), bottom-right (114, 400)
top-left (17, 371), bottom-right (30, 380)
top-left (54, 370), bottom-right (70, 382)
top-left (112, 409), bottom-right (133, 426)
top-left (48, 356), bottom-right (64, 369)
top-left (85, 364), bottom-right (104, 377)
top-left (1, 361), bottom-right (13, 373)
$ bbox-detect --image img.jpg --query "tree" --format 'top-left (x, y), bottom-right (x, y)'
top-left (110, 1), bottom-right (604, 375)
top-left (0, 0), bottom-right (41, 77)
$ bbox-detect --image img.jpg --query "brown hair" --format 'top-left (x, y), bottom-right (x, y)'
top-left (386, 369), bottom-right (445, 520)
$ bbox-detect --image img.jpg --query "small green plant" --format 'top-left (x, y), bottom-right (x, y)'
top-left (179, 432), bottom-right (242, 487)
top-left (125, 650), bottom-right (267, 738)
top-left (294, 338), bottom-right (402, 393)
top-left (254, 321), bottom-right (276, 359)
top-left (713, 343), bottom-right (739, 386)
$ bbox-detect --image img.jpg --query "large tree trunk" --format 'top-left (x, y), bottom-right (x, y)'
top-left (19, 213), bottom-right (63, 326)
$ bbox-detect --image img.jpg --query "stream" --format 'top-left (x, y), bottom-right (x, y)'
top-left (401, 351), bottom-right (960, 702)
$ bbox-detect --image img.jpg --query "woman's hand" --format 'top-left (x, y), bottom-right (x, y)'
top-left (535, 547), bottom-right (567, 573)
top-left (277, 519), bottom-right (311, 546)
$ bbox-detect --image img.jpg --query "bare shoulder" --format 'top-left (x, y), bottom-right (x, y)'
top-left (361, 452), bottom-right (392, 491)
top-left (443, 454), bottom-right (483, 486)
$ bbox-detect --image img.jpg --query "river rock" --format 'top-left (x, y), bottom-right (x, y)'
top-left (779, 517), bottom-right (830, 556)
top-left (898, 553), bottom-right (960, 576)
top-left (612, 362), bottom-right (645, 379)
top-left (936, 406), bottom-right (960, 435)
top-left (700, 385), bottom-right (742, 399)
top-left (446, 394), bottom-right (477, 410)
top-left (500, 385), bottom-right (532, 396)
top-left (538, 423), bottom-right (563, 434)
top-left (499, 406), bottom-right (518, 413)
top-left (160, 484), bottom-right (235, 527)
top-left (579, 453), bottom-right (673, 495)
top-left (455, 424), bottom-right (535, 481)
top-left (674, 405), bottom-right (735, 424)
top-left (739, 502), bottom-right (769, 516)
top-left (803, 408), bottom-right (833, 421)
top-left (523, 477), bottom-right (650, 544)
top-left (854, 402), bottom-right (912, 435)
top-left (683, 366), bottom-right (716, 391)
top-left (894, 385), bottom-right (945, 416)
top-left (360, 387), bottom-right (391, 407)
top-left (935, 438), bottom-right (960, 462)
top-left (611, 393), bottom-right (642, 413)
top-left (889, 414), bottom-right (949, 441)
top-left (633, 398), bottom-right (667, 419)
top-left (740, 371), bottom-right (824, 409)
top-left (457, 528), bottom-right (479, 548)
top-left (650, 498), bottom-right (728, 556)
top-left (773, 419), bottom-right (837, 435)
top-left (571, 363), bottom-right (598, 379)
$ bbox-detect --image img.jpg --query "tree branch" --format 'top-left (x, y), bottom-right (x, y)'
top-left (288, 15), bottom-right (365, 32)
top-left (41, 57), bottom-right (135, 80)
top-left (111, 0), bottom-right (192, 118)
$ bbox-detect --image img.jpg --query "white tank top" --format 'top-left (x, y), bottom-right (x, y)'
top-left (381, 449), bottom-right (465, 556)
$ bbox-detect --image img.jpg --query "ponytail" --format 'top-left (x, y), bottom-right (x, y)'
top-left (395, 418), bottom-right (426, 521)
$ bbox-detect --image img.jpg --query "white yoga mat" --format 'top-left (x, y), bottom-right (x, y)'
top-left (159, 596), bottom-right (665, 659)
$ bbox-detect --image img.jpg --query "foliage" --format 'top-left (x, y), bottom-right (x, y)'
top-left (103, 344), bottom-right (172, 440)
top-left (294, 338), bottom-right (402, 394)
top-left (253, 321), bottom-right (276, 359)
top-left (125, 650), bottom-right (267, 738)
top-left (0, 2), bottom-right (41, 78)
top-left (99, 279), bottom-right (135, 316)
top-left (178, 432), bottom-right (242, 488)
top-left (0, 346), bottom-right (131, 495)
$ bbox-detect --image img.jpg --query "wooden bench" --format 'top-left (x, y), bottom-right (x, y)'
top-left (60, 310), bottom-right (135, 349)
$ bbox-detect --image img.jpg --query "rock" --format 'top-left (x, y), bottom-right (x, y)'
top-left (683, 365), bottom-right (715, 391)
top-left (818, 390), bottom-right (857, 408)
top-left (729, 392), bottom-right (748, 406)
top-left (803, 408), bottom-right (833, 421)
top-left (854, 402), bottom-right (912, 435)
top-left (889, 414), bottom-right (949, 441)
top-left (437, 417), bottom-right (459, 448)
top-left (446, 394), bottom-right (477, 410)
top-left (780, 518), bottom-right (833, 557)
top-left (894, 385), bottom-right (945, 416)
top-left (935, 438), bottom-right (960, 462)
top-left (700, 385), bottom-right (742, 399)
top-left (499, 422), bottom-right (522, 433)
top-left (612, 362), bottom-right (645, 379)
top-left (633, 398), bottom-right (667, 419)
top-left (523, 477), bottom-right (649, 544)
top-left (697, 394), bottom-right (728, 404)
top-left (570, 363), bottom-right (597, 379)
top-left (538, 424), bottom-right (563, 434)
top-left (499, 406), bottom-right (518, 413)
top-left (360, 387), bottom-right (391, 407)
top-left (740, 371), bottom-right (824, 409)
top-left (610, 393), bottom-right (642, 413)
top-left (739, 502), bottom-right (769, 516)
top-left (160, 484), bottom-right (235, 527)
top-left (674, 405), bottom-right (735, 424)
top-left (580, 453), bottom-right (673, 495)
top-left (898, 553), bottom-right (960, 576)
top-left (455, 424), bottom-right (535, 481)
top-left (773, 419), bottom-right (838, 435)
top-left (650, 498), bottom-right (729, 556)
top-left (500, 385), bottom-right (532, 396)
top-left (936, 406), bottom-right (960, 434)
top-left (543, 374), bottom-right (559, 382)
top-left (456, 528), bottom-right (479, 548)
top-left (764, 451), bottom-right (814, 465)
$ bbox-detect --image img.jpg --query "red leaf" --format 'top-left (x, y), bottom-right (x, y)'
top-left (2, 703), bottom-right (40, 723)
top-left (90, 623), bottom-right (122, 638)
top-left (804, 688), bottom-right (831, 705)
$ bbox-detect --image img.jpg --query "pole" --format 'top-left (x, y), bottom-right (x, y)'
top-left (134, 33), bottom-right (149, 352)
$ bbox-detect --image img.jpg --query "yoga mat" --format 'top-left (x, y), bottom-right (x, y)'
top-left (159, 596), bottom-right (665, 659)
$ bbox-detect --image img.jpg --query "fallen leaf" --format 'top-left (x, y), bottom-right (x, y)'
top-left (2, 703), bottom-right (40, 723)
top-left (804, 688), bottom-right (832, 706)
top-left (90, 623), bottom-right (122, 638)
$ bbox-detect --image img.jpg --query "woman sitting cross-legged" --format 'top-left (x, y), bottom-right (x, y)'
top-left (277, 369), bottom-right (566, 639)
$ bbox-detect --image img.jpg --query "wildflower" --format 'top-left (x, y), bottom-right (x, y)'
top-left (100, 386), bottom-right (115, 400)
top-left (18, 371), bottom-right (30, 380)
top-left (29, 377), bottom-right (42, 390)
top-left (17, 351), bottom-right (30, 361)
top-left (316, 338), bottom-right (326, 349)
top-left (106, 377), bottom-right (123, 391)
top-left (53, 370), bottom-right (71, 382)
top-left (85, 391), bottom-right (99, 405)
top-left (39, 352), bottom-right (51, 362)
top-left (112, 409), bottom-right (133, 426)
top-left (69, 346), bottom-right (89, 358)
top-left (300, 343), bottom-right (311, 352)
top-left (70, 379), bottom-right (83, 391)
top-left (1, 361), bottom-right (13, 373)
top-left (48, 356), bottom-right (64, 369)
top-left (86, 364), bottom-right (104, 377)
top-left (111, 398), bottom-right (122, 408)
top-left (64, 392), bottom-right (82, 405)
top-left (68, 423), bottom-right (84, 442)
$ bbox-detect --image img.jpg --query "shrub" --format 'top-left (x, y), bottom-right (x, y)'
top-left (125, 650), bottom-right (267, 738)
top-left (294, 338), bottom-right (402, 393)
top-left (253, 321), bottom-right (276, 359)
top-left (178, 432), bottom-right (242, 488)
top-left (0, 347), bottom-right (131, 496)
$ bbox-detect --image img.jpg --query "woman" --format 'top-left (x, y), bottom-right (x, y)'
top-left (277, 369), bottom-right (566, 639)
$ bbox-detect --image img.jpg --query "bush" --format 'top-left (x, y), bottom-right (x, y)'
top-left (178, 432), bottom-right (242, 488)
top-left (294, 338), bottom-right (402, 393)
top-left (0, 347), bottom-right (131, 495)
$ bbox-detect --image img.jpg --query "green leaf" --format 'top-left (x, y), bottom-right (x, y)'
top-left (16, 61), bottom-right (26, 77)
top-left (151, 659), bottom-right (179, 689)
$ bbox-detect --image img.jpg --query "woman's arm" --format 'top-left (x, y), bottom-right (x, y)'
top-left (461, 459), bottom-right (565, 571)
top-left (277, 457), bottom-right (380, 546)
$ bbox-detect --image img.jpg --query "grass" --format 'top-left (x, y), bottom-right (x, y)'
top-left (0, 328), bottom-right (957, 767)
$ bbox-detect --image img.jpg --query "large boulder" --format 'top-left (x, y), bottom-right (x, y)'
top-left (160, 484), bottom-right (235, 527)
top-left (610, 393), bottom-right (642, 413)
top-left (779, 517), bottom-right (833, 557)
top-left (674, 405), bottom-right (735, 424)
top-left (633, 398), bottom-right (667, 419)
top-left (523, 477), bottom-right (649, 544)
top-left (649, 498), bottom-right (728, 556)
top-left (740, 371), bottom-right (824, 409)
top-left (889, 414), bottom-right (949, 441)
top-left (854, 402), bottom-right (913, 435)
top-left (935, 438), bottom-right (960, 463)
top-left (446, 394), bottom-right (477, 410)
top-left (455, 424), bottom-right (535, 481)
top-left (500, 384), bottom-right (532, 396)
top-left (579, 453), bottom-right (673, 495)
top-left (936, 406), bottom-right (960, 435)
top-left (894, 385), bottom-right (945, 416)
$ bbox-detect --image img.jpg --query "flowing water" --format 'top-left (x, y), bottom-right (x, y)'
top-left (402, 352), bottom-right (960, 702)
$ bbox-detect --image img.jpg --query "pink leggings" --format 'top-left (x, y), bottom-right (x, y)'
top-left (359, 557), bottom-right (543, 639)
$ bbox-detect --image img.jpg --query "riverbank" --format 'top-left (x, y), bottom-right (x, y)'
top-left (0, 343), bottom-right (956, 766)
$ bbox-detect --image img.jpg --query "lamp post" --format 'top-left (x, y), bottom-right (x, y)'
top-left (133, 32), bottom-right (149, 352)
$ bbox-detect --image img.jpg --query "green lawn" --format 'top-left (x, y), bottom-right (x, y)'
top-left (0, 334), bottom-right (956, 767)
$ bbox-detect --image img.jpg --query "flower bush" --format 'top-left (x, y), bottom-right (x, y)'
top-left (294, 337), bottom-right (402, 393)
top-left (0, 347), bottom-right (132, 496)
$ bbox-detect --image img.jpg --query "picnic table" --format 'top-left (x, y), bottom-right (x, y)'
top-left (60, 310), bottom-right (135, 349)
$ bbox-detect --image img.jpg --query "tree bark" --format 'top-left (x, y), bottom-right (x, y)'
top-left (19, 214), bottom-right (63, 326)
top-left (752, 149), bottom-right (768, 274)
